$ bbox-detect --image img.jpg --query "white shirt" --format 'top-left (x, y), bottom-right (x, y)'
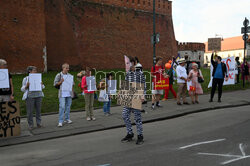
top-left (176, 65), bottom-right (187, 83)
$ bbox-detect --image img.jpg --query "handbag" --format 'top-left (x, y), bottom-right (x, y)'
top-left (198, 70), bottom-right (204, 83)
top-left (54, 74), bottom-right (61, 89)
top-left (98, 89), bottom-right (109, 102)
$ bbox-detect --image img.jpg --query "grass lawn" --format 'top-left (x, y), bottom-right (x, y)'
top-left (12, 68), bottom-right (250, 116)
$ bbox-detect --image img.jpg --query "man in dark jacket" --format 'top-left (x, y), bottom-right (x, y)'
top-left (209, 53), bottom-right (228, 102)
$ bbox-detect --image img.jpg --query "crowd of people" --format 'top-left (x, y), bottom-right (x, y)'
top-left (0, 54), bottom-right (249, 145)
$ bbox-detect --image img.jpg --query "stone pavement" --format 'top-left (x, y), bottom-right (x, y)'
top-left (1, 89), bottom-right (250, 147)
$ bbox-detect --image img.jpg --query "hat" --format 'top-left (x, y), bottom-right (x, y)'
top-left (178, 58), bottom-right (186, 64)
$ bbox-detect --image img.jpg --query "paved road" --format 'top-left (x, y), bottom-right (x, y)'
top-left (1, 105), bottom-right (250, 166)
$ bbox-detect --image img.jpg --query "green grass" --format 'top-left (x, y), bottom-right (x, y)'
top-left (12, 68), bottom-right (250, 116)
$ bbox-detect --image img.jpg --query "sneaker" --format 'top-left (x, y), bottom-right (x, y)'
top-left (121, 133), bottom-right (134, 142)
top-left (91, 117), bottom-right (96, 121)
top-left (151, 104), bottom-right (155, 110)
top-left (37, 124), bottom-right (42, 128)
top-left (86, 117), bottom-right (91, 121)
top-left (66, 120), bottom-right (73, 124)
top-left (156, 103), bottom-right (162, 107)
top-left (58, 123), bottom-right (63, 127)
top-left (136, 135), bottom-right (144, 145)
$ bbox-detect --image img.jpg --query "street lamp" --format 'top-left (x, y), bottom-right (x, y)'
top-left (153, 0), bottom-right (156, 66)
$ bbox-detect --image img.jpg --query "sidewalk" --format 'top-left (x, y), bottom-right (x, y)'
top-left (1, 89), bottom-right (250, 147)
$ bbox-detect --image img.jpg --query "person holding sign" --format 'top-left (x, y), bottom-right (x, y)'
top-left (81, 67), bottom-right (96, 121)
top-left (176, 58), bottom-right (189, 105)
top-left (121, 57), bottom-right (146, 145)
top-left (151, 57), bottom-right (168, 110)
top-left (163, 60), bottom-right (177, 101)
top-left (21, 66), bottom-right (45, 130)
top-left (0, 59), bottom-right (14, 102)
top-left (54, 63), bottom-right (75, 127)
top-left (209, 53), bottom-right (228, 103)
top-left (187, 63), bottom-right (204, 104)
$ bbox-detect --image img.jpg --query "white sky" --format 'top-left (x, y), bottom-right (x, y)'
top-left (172, 0), bottom-right (250, 43)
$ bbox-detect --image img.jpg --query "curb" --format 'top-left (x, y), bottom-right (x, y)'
top-left (1, 102), bottom-right (250, 148)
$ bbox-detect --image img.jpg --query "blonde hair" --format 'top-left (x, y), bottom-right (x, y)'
top-left (0, 59), bottom-right (7, 66)
top-left (62, 63), bottom-right (69, 69)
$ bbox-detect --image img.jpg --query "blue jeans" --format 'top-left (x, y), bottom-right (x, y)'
top-left (103, 98), bottom-right (111, 114)
top-left (59, 97), bottom-right (72, 123)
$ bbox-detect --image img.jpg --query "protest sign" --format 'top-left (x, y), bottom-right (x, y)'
top-left (208, 38), bottom-right (221, 51)
top-left (62, 75), bottom-right (74, 91)
top-left (208, 56), bottom-right (236, 88)
top-left (153, 78), bottom-right (169, 90)
top-left (0, 69), bottom-right (10, 89)
top-left (117, 80), bottom-right (144, 110)
top-left (0, 101), bottom-right (21, 138)
top-left (86, 76), bottom-right (97, 92)
top-left (29, 73), bottom-right (42, 91)
top-left (108, 80), bottom-right (117, 95)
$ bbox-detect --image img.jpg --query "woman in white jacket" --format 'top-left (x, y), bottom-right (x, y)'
top-left (21, 66), bottom-right (45, 130)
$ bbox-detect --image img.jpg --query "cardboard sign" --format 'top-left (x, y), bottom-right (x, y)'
top-left (153, 78), bottom-right (169, 90)
top-left (107, 80), bottom-right (117, 95)
top-left (0, 69), bottom-right (10, 89)
top-left (29, 73), bottom-right (42, 91)
top-left (117, 80), bottom-right (144, 110)
top-left (208, 38), bottom-right (221, 51)
top-left (0, 101), bottom-right (21, 138)
top-left (208, 56), bottom-right (236, 88)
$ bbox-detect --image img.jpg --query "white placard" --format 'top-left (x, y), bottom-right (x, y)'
top-left (86, 76), bottom-right (96, 92)
top-left (0, 69), bottom-right (10, 89)
top-left (62, 75), bottom-right (73, 91)
top-left (108, 80), bottom-right (117, 94)
top-left (29, 73), bottom-right (42, 91)
top-left (208, 56), bottom-right (236, 88)
top-left (187, 81), bottom-right (192, 91)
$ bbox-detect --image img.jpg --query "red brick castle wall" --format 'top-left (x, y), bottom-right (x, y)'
top-left (0, 0), bottom-right (177, 72)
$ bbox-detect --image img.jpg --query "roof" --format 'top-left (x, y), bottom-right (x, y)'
top-left (205, 36), bottom-right (245, 53)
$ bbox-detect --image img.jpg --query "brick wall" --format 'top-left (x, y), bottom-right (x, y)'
top-left (0, 0), bottom-right (177, 72)
top-left (0, 0), bottom-right (46, 73)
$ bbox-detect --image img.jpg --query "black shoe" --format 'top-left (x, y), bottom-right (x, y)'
top-left (209, 99), bottom-right (213, 102)
top-left (218, 99), bottom-right (221, 103)
top-left (177, 102), bottom-right (182, 105)
top-left (136, 135), bottom-right (144, 145)
top-left (156, 104), bottom-right (162, 107)
top-left (121, 133), bottom-right (134, 142)
top-left (183, 102), bottom-right (190, 105)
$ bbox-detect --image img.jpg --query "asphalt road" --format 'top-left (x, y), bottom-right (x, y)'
top-left (1, 105), bottom-right (250, 166)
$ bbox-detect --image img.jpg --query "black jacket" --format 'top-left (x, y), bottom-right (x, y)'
top-left (211, 54), bottom-right (228, 78)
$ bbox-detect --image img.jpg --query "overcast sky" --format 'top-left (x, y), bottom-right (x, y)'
top-left (172, 0), bottom-right (250, 43)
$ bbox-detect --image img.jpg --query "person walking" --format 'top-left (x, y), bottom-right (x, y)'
top-left (187, 63), bottom-right (204, 104)
top-left (121, 57), bottom-right (146, 145)
top-left (21, 66), bottom-right (45, 130)
top-left (81, 67), bottom-right (96, 121)
top-left (176, 58), bottom-right (189, 105)
top-left (0, 59), bottom-right (14, 102)
top-left (209, 53), bottom-right (228, 102)
top-left (54, 63), bottom-right (75, 127)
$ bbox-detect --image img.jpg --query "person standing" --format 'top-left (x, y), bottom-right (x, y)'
top-left (235, 57), bottom-right (241, 84)
top-left (241, 61), bottom-right (250, 83)
top-left (121, 57), bottom-right (146, 145)
top-left (0, 59), bottom-right (14, 102)
top-left (54, 63), bottom-right (75, 127)
top-left (151, 57), bottom-right (166, 109)
top-left (21, 66), bottom-right (45, 130)
top-left (209, 53), bottom-right (228, 102)
top-left (187, 63), bottom-right (204, 104)
top-left (176, 58), bottom-right (189, 105)
top-left (81, 67), bottom-right (96, 121)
